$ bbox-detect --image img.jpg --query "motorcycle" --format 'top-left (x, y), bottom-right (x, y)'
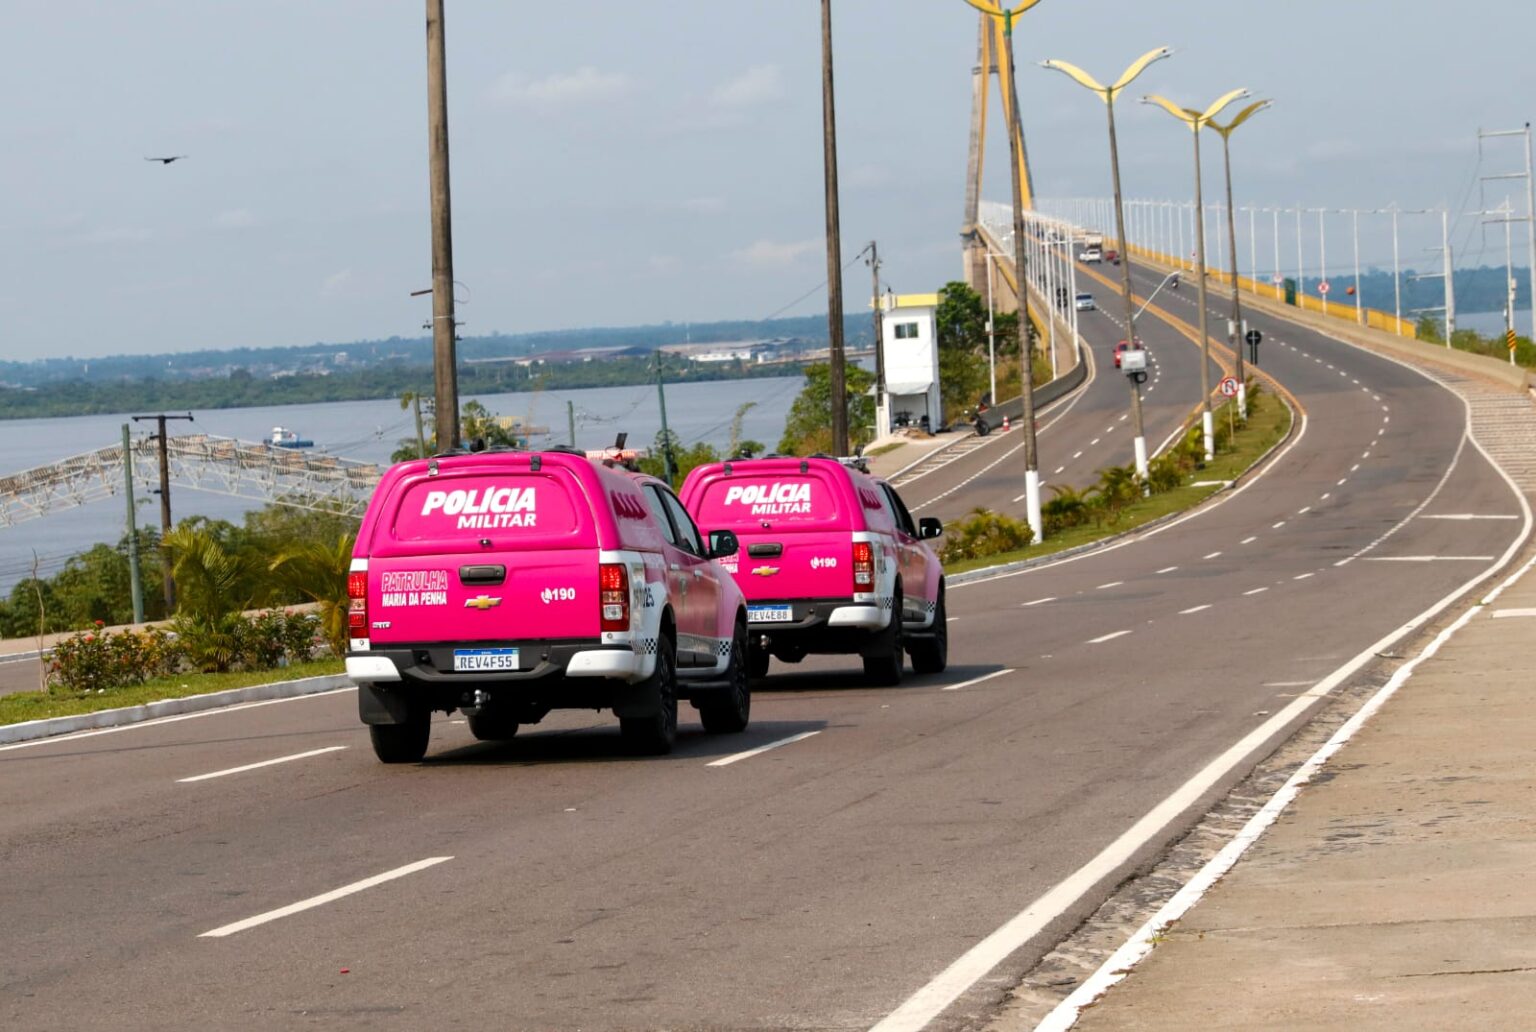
top-left (965, 405), bottom-right (992, 437)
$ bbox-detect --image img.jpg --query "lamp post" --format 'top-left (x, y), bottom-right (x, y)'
top-left (1143, 87), bottom-right (1249, 462)
top-left (961, 0), bottom-right (1046, 539)
top-left (1042, 47), bottom-right (1171, 480)
top-left (1205, 98), bottom-right (1270, 418)
top-left (984, 249), bottom-right (1002, 403)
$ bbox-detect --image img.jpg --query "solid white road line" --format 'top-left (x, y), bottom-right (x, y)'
top-left (706, 730), bottom-right (821, 767)
top-left (1364, 555), bottom-right (1495, 562)
top-left (1422, 513), bottom-right (1520, 521)
top-left (1087, 630), bottom-right (1132, 644)
top-left (1492, 608), bottom-right (1536, 618)
top-left (177, 746), bottom-right (346, 783)
top-left (199, 857), bottom-right (453, 938)
top-left (1179, 605), bottom-right (1211, 614)
top-left (940, 669), bottom-right (1015, 692)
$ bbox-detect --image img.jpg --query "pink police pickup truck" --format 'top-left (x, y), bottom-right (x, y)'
top-left (679, 456), bottom-right (947, 686)
top-left (345, 447), bottom-right (750, 763)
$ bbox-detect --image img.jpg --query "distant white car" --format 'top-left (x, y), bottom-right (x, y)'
top-left (1079, 248), bottom-right (1102, 263)
top-left (1074, 292), bottom-right (1095, 311)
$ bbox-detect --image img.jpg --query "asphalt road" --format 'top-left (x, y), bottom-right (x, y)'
top-left (2, 285), bottom-right (1529, 1031)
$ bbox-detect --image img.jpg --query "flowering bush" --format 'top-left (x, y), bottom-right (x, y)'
top-left (48, 623), bottom-right (184, 694)
top-left (48, 611), bottom-right (321, 692)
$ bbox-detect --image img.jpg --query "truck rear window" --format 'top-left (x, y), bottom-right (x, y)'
top-left (693, 474), bottom-right (839, 526)
top-left (391, 473), bottom-right (580, 539)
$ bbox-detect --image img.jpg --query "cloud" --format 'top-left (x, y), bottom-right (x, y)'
top-left (212, 209), bottom-right (258, 230)
top-left (320, 269), bottom-right (353, 297)
top-left (731, 238), bottom-right (820, 268)
top-left (487, 66), bottom-right (631, 108)
top-left (710, 65), bottom-right (783, 108)
top-left (646, 254), bottom-right (680, 275)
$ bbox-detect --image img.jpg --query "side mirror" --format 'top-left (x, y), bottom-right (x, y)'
top-left (918, 517), bottom-right (944, 540)
top-left (707, 529), bottom-right (739, 559)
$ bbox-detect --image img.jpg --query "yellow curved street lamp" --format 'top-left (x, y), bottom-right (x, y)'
top-left (1142, 88), bottom-right (1249, 461)
top-left (959, 0), bottom-right (1047, 539)
top-left (1206, 99), bottom-right (1272, 417)
top-left (1041, 47), bottom-right (1171, 481)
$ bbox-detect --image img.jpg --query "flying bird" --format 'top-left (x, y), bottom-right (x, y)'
top-left (144, 155), bottom-right (188, 165)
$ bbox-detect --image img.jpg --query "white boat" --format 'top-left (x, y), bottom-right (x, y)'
top-left (270, 426), bottom-right (314, 449)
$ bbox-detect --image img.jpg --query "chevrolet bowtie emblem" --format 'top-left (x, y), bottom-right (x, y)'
top-left (464, 595), bottom-right (502, 610)
top-left (751, 566), bottom-right (779, 576)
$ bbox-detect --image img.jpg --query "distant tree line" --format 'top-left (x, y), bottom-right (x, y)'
top-left (1289, 264), bottom-right (1530, 317)
top-left (0, 313), bottom-right (869, 389)
top-left (0, 353), bottom-right (808, 421)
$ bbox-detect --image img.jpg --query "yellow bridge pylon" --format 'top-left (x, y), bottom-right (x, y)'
top-left (961, 12), bottom-right (1036, 309)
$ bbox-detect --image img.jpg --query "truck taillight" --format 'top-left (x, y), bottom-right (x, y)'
top-left (599, 563), bottom-right (630, 632)
top-left (347, 571), bottom-right (368, 640)
top-left (852, 542), bottom-right (874, 590)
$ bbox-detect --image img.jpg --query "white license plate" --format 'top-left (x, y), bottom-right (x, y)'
top-left (748, 604), bottom-right (793, 624)
top-left (453, 648), bottom-right (520, 672)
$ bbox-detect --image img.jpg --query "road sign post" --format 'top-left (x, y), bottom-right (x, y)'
top-left (1245, 326), bottom-right (1262, 365)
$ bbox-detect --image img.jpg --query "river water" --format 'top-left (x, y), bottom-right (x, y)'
top-left (0, 376), bottom-right (804, 591)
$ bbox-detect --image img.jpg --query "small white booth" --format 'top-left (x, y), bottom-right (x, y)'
top-left (876, 292), bottom-right (943, 437)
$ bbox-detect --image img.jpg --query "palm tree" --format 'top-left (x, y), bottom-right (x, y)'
top-left (163, 524), bottom-right (255, 672)
top-left (269, 532), bottom-right (356, 658)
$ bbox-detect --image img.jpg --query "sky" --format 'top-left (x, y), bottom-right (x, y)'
top-left (3, 1), bottom-right (1533, 363)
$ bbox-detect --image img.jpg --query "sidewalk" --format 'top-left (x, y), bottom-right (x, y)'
top-left (863, 429), bottom-right (970, 480)
top-left (1064, 549), bottom-right (1536, 1030)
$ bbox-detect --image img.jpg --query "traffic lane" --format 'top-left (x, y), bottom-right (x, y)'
top-left (0, 691), bottom-right (854, 1025)
top-left (1, 644), bottom-right (1275, 1031)
top-left (7, 590), bottom-right (1406, 1032)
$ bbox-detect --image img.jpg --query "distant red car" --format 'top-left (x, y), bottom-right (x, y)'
top-left (1104, 248), bottom-right (1120, 264)
top-left (1113, 339), bottom-right (1144, 369)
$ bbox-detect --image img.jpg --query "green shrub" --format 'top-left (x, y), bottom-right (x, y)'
top-left (48, 624), bottom-right (184, 694)
top-left (939, 507), bottom-right (1034, 563)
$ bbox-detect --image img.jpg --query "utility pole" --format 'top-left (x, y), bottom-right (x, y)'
top-left (867, 241), bottom-right (888, 440)
top-left (655, 350), bottom-right (675, 484)
top-left (131, 412), bottom-right (192, 612)
top-left (567, 400), bottom-right (577, 447)
top-left (819, 0), bottom-right (848, 456)
top-left (425, 0), bottom-right (460, 453)
top-left (121, 424), bottom-right (144, 624)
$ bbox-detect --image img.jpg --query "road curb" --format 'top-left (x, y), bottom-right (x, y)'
top-left (0, 673), bottom-right (353, 745)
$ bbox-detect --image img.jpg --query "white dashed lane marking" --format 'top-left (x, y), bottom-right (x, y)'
top-left (1179, 604), bottom-right (1211, 615)
top-left (1088, 630), bottom-right (1133, 644)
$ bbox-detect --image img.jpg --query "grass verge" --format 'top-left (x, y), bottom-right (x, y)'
top-left (0, 658), bottom-right (345, 727)
top-left (942, 391), bottom-right (1293, 576)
